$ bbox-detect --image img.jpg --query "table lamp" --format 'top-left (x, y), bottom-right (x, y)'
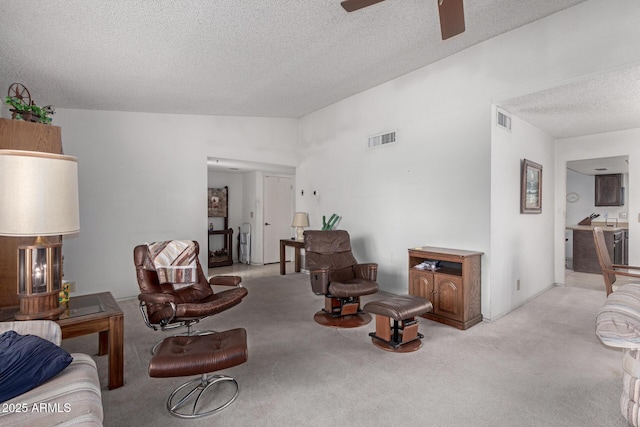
top-left (291, 212), bottom-right (309, 241)
top-left (0, 149), bottom-right (79, 320)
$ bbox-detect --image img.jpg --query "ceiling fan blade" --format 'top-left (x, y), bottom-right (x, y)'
top-left (341, 0), bottom-right (385, 13)
top-left (438, 0), bottom-right (465, 40)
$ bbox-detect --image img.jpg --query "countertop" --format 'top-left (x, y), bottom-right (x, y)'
top-left (566, 224), bottom-right (628, 232)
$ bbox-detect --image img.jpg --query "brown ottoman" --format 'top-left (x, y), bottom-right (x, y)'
top-left (363, 295), bottom-right (432, 352)
top-left (149, 328), bottom-right (248, 418)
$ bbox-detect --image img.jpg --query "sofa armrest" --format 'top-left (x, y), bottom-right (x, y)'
top-left (354, 263), bottom-right (378, 281)
top-left (0, 353), bottom-right (103, 427)
top-left (0, 320), bottom-right (61, 346)
top-left (309, 268), bottom-right (330, 295)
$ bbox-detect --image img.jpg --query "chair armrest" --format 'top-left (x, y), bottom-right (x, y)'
top-left (604, 267), bottom-right (640, 282)
top-left (309, 268), bottom-right (330, 295)
top-left (138, 293), bottom-right (177, 304)
top-left (354, 263), bottom-right (378, 281)
top-left (209, 275), bottom-right (242, 287)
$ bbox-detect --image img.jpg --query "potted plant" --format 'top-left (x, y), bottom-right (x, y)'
top-left (4, 96), bottom-right (53, 124)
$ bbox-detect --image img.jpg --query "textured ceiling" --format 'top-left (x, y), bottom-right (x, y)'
top-left (0, 0), bottom-right (588, 121)
top-left (568, 156), bottom-right (629, 175)
top-left (501, 65), bottom-right (640, 139)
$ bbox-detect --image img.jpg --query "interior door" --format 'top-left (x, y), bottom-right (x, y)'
top-left (263, 176), bottom-right (293, 264)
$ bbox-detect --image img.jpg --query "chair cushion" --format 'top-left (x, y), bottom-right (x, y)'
top-left (364, 295), bottom-right (433, 321)
top-left (596, 283), bottom-right (640, 348)
top-left (329, 278), bottom-right (378, 298)
top-left (149, 328), bottom-right (248, 378)
top-left (0, 330), bottom-right (73, 403)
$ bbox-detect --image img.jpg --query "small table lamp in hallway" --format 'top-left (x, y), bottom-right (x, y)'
top-left (291, 212), bottom-right (309, 241)
top-left (0, 149), bottom-right (80, 320)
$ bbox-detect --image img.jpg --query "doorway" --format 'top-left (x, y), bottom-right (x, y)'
top-left (564, 155), bottom-right (629, 291)
top-left (263, 175), bottom-right (294, 264)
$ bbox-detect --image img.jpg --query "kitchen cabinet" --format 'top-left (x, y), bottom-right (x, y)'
top-left (408, 247), bottom-right (483, 330)
top-left (595, 174), bottom-right (624, 206)
top-left (570, 226), bottom-right (628, 274)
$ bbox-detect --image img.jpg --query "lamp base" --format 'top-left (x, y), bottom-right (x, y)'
top-left (15, 291), bottom-right (66, 320)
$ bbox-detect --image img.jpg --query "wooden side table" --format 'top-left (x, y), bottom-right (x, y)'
top-left (1, 291), bottom-right (124, 389)
top-left (280, 239), bottom-right (305, 275)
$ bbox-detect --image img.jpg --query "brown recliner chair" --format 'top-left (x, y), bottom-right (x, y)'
top-left (304, 230), bottom-right (379, 327)
top-left (133, 241), bottom-right (248, 353)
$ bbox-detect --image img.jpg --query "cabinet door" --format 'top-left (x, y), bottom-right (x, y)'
top-left (595, 174), bottom-right (623, 206)
top-left (409, 270), bottom-right (433, 300)
top-left (433, 274), bottom-right (462, 321)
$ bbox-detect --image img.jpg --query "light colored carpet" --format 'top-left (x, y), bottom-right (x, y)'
top-left (62, 273), bottom-right (628, 426)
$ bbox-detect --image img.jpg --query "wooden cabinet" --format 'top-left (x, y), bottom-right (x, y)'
top-left (208, 229), bottom-right (233, 268)
top-left (408, 247), bottom-right (483, 330)
top-left (208, 186), bottom-right (233, 268)
top-left (0, 118), bottom-right (63, 307)
top-left (595, 174), bottom-right (624, 206)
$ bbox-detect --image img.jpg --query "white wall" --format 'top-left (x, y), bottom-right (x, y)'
top-left (242, 171), bottom-right (260, 264)
top-left (297, 0), bottom-right (640, 320)
top-left (55, 109), bottom-right (298, 299)
top-left (565, 169), bottom-right (594, 259)
top-left (491, 109), bottom-right (556, 320)
top-left (555, 128), bottom-right (640, 284)
top-left (34, 0), bottom-right (640, 319)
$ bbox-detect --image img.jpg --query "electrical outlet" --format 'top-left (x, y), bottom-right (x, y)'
top-left (620, 212), bottom-right (628, 219)
top-left (517, 279), bottom-right (521, 291)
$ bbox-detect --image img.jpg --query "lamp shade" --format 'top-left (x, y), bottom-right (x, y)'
top-left (0, 150), bottom-right (80, 236)
top-left (291, 212), bottom-right (309, 228)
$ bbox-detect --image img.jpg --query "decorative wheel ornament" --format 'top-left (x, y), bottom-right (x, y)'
top-left (7, 83), bottom-right (31, 106)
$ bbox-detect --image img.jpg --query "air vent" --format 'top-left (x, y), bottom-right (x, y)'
top-left (497, 110), bottom-right (512, 131)
top-left (594, 168), bottom-right (608, 171)
top-left (368, 130), bottom-right (397, 148)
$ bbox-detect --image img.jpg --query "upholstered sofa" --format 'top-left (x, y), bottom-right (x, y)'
top-left (0, 320), bottom-right (103, 426)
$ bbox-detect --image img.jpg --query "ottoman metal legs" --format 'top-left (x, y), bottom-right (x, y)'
top-left (149, 328), bottom-right (248, 419)
top-left (167, 373), bottom-right (239, 419)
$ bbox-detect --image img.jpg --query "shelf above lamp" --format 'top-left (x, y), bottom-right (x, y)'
top-left (0, 150), bottom-right (79, 320)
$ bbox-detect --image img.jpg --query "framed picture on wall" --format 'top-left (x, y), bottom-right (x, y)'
top-left (208, 187), bottom-right (228, 217)
top-left (521, 159), bottom-right (542, 214)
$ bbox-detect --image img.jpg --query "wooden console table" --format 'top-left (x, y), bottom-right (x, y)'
top-left (280, 239), bottom-right (305, 275)
top-left (1, 291), bottom-right (124, 389)
top-left (408, 246), bottom-right (483, 330)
